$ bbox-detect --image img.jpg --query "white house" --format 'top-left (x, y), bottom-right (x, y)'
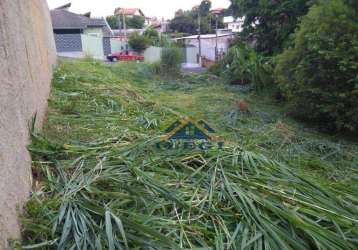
top-left (174, 33), bottom-right (234, 62)
top-left (223, 16), bottom-right (245, 33)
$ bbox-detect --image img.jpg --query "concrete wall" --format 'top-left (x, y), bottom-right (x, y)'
top-left (84, 27), bottom-right (104, 36)
top-left (185, 47), bottom-right (199, 64)
top-left (185, 36), bottom-right (232, 61)
top-left (110, 39), bottom-right (126, 53)
top-left (81, 34), bottom-right (104, 60)
top-left (144, 46), bottom-right (162, 63)
top-left (0, 0), bottom-right (56, 248)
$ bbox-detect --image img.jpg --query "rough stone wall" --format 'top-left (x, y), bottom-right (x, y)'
top-left (0, 0), bottom-right (56, 248)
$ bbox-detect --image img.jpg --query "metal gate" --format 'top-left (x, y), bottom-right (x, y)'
top-left (54, 34), bottom-right (82, 52)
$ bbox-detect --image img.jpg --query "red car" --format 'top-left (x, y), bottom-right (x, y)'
top-left (107, 51), bottom-right (144, 62)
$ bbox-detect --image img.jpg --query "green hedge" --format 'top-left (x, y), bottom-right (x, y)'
top-left (275, 0), bottom-right (358, 132)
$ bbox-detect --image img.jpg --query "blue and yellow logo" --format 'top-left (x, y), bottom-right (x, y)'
top-left (157, 117), bottom-right (224, 150)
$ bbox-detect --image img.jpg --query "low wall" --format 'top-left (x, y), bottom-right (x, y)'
top-left (144, 46), bottom-right (162, 63)
top-left (185, 47), bottom-right (199, 64)
top-left (0, 0), bottom-right (56, 248)
top-left (110, 39), bottom-right (126, 53)
top-left (81, 34), bottom-right (105, 60)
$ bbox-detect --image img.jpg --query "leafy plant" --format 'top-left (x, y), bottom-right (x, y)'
top-left (275, 0), bottom-right (358, 133)
top-left (128, 32), bottom-right (150, 52)
top-left (20, 59), bottom-right (358, 250)
top-left (152, 46), bottom-right (183, 76)
top-left (230, 0), bottom-right (311, 55)
top-left (213, 43), bottom-right (273, 89)
top-left (23, 133), bottom-right (358, 249)
top-left (143, 26), bottom-right (159, 42)
top-left (143, 27), bottom-right (171, 47)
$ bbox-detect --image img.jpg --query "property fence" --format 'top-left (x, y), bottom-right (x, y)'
top-left (144, 47), bottom-right (162, 63)
top-left (184, 47), bottom-right (199, 64)
top-left (110, 39), bottom-right (126, 53)
top-left (81, 35), bottom-right (104, 60)
top-left (55, 34), bottom-right (199, 64)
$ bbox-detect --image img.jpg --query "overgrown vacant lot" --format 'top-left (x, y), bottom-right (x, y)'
top-left (21, 59), bottom-right (358, 249)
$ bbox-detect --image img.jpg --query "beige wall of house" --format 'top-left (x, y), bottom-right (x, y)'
top-left (81, 34), bottom-right (105, 60)
top-left (0, 0), bottom-right (56, 248)
top-left (84, 27), bottom-right (104, 36)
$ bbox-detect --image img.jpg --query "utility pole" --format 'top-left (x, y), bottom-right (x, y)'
top-left (215, 15), bottom-right (218, 62)
top-left (122, 13), bottom-right (128, 53)
top-left (117, 14), bottom-right (121, 35)
top-left (198, 12), bottom-right (202, 66)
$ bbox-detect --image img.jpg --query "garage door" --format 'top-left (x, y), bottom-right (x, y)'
top-left (54, 34), bottom-right (82, 52)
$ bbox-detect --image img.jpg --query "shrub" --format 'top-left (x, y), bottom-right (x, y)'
top-left (143, 27), bottom-right (159, 47)
top-left (128, 32), bottom-right (150, 52)
top-left (275, 0), bottom-right (358, 132)
top-left (158, 47), bottom-right (182, 76)
top-left (143, 27), bottom-right (171, 47)
top-left (212, 42), bottom-right (273, 89)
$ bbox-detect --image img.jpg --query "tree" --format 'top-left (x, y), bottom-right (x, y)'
top-left (170, 1), bottom-right (222, 35)
top-left (126, 15), bottom-right (145, 29)
top-left (199, 0), bottom-right (211, 16)
top-left (230, 0), bottom-right (311, 55)
top-left (106, 15), bottom-right (145, 30)
top-left (128, 32), bottom-right (150, 52)
top-left (143, 26), bottom-right (159, 40)
top-left (106, 15), bottom-right (119, 29)
top-left (275, 0), bottom-right (358, 132)
top-left (169, 14), bottom-right (197, 34)
top-left (143, 26), bottom-right (160, 46)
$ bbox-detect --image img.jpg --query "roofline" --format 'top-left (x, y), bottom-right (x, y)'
top-left (103, 18), bottom-right (114, 36)
top-left (54, 2), bottom-right (71, 10)
top-left (174, 33), bottom-right (234, 40)
top-left (53, 27), bottom-right (84, 30)
top-left (82, 12), bottom-right (91, 17)
top-left (114, 8), bottom-right (145, 17)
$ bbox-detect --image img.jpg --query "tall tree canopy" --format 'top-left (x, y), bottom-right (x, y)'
top-left (230, 0), bottom-right (311, 55)
top-left (199, 0), bottom-right (211, 16)
top-left (106, 15), bottom-right (145, 30)
top-left (106, 15), bottom-right (119, 29)
top-left (275, 0), bottom-right (358, 132)
top-left (169, 12), bottom-right (198, 34)
top-left (170, 0), bottom-right (224, 35)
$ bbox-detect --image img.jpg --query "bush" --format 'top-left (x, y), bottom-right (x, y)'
top-left (157, 47), bottom-right (182, 76)
top-left (143, 27), bottom-right (171, 47)
top-left (128, 32), bottom-right (150, 52)
top-left (275, 0), bottom-right (358, 132)
top-left (212, 42), bottom-right (273, 89)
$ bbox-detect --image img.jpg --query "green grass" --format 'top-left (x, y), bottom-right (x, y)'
top-left (19, 59), bottom-right (358, 249)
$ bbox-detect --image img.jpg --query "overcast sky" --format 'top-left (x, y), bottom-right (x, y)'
top-left (46, 0), bottom-right (231, 19)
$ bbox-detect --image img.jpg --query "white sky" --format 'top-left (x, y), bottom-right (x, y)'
top-left (46, 0), bottom-right (231, 19)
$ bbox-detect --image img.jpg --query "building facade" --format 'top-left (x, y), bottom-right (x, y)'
top-left (175, 33), bottom-right (234, 62)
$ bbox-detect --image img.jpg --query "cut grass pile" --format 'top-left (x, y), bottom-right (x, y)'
top-left (20, 59), bottom-right (358, 249)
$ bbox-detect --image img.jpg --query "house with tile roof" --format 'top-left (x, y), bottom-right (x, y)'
top-left (114, 7), bottom-right (149, 26)
top-left (50, 3), bottom-right (114, 57)
top-left (51, 6), bottom-right (112, 38)
top-left (114, 8), bottom-right (145, 17)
